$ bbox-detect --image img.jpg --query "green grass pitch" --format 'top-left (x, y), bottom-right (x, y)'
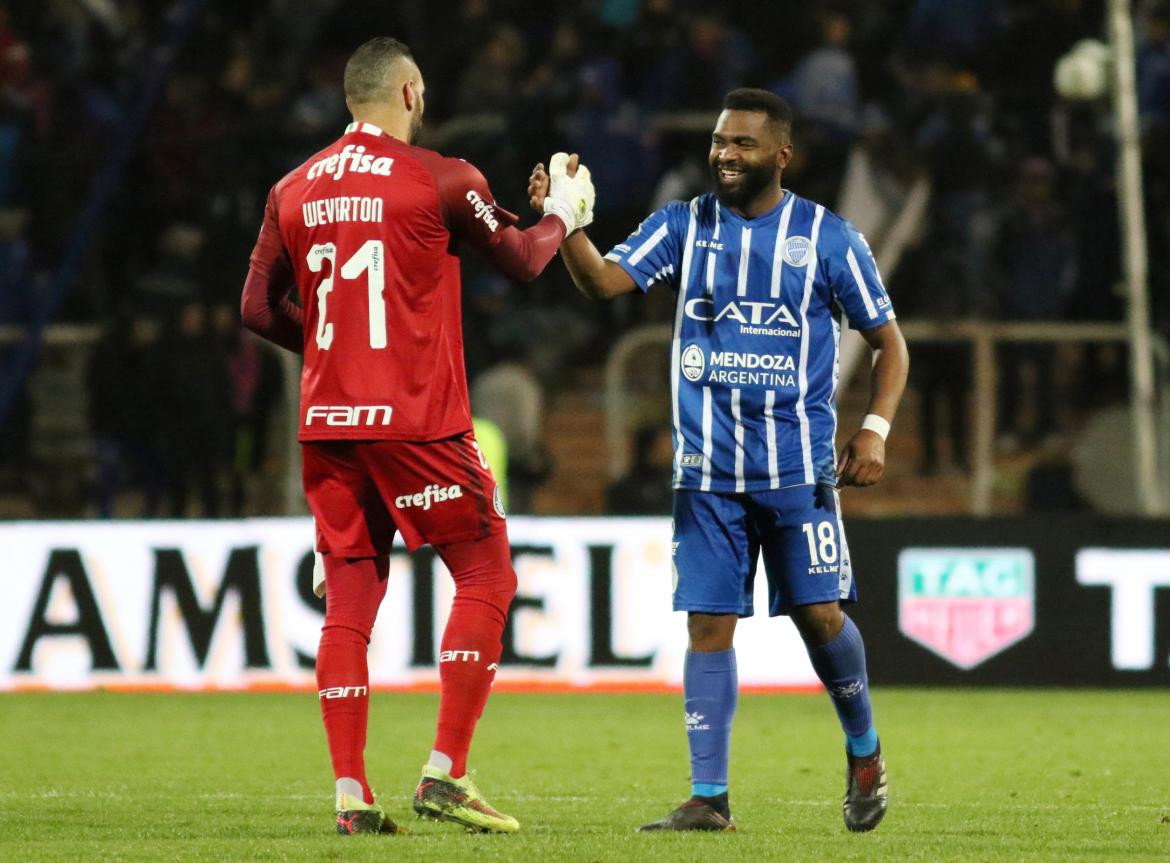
top-left (2, 689), bottom-right (1167, 861)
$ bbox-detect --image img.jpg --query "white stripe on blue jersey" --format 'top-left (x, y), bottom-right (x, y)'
top-left (605, 191), bottom-right (896, 492)
top-left (731, 388), bottom-right (745, 492)
top-left (764, 389), bottom-right (779, 487)
top-left (700, 385), bottom-right (713, 491)
top-left (705, 203), bottom-right (721, 295)
top-left (846, 247), bottom-right (878, 319)
top-left (736, 227), bottom-right (751, 296)
top-left (795, 205), bottom-right (826, 485)
top-left (670, 200), bottom-right (700, 486)
top-left (770, 194), bottom-right (796, 298)
top-left (628, 223), bottom-right (669, 265)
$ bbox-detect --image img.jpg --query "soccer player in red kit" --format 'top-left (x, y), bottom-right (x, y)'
top-left (241, 37), bottom-right (595, 835)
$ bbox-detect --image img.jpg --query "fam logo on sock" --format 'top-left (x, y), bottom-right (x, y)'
top-left (319, 685), bottom-right (369, 699)
top-left (439, 649), bottom-right (481, 663)
top-left (685, 712), bottom-right (710, 732)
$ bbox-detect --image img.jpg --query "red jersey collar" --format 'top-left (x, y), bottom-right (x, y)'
top-left (344, 121), bottom-right (386, 137)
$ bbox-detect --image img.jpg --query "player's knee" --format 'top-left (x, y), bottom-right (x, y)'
top-left (790, 602), bottom-right (845, 646)
top-left (320, 620), bottom-right (374, 645)
top-left (687, 612), bottom-right (736, 651)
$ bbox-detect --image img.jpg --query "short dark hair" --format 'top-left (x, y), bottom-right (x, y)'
top-left (722, 88), bottom-right (793, 137)
top-left (344, 37), bottom-right (415, 104)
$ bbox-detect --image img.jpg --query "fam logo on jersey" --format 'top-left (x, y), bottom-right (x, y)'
top-left (782, 235), bottom-right (812, 267)
top-left (681, 344), bottom-right (705, 381)
top-left (898, 548), bottom-right (1035, 670)
top-left (305, 405), bottom-right (393, 427)
top-left (395, 483), bottom-right (463, 511)
top-left (684, 297), bottom-right (800, 338)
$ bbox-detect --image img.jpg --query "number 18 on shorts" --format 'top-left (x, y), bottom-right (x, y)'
top-left (671, 484), bottom-right (855, 618)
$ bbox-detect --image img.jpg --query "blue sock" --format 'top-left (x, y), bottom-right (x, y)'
top-left (805, 616), bottom-right (877, 756)
top-left (684, 649), bottom-right (737, 796)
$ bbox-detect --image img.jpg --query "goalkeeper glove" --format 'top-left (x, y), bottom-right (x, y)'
top-left (543, 152), bottom-right (595, 234)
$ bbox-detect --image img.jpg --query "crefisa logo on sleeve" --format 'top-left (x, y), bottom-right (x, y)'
top-left (897, 548), bottom-right (1035, 669)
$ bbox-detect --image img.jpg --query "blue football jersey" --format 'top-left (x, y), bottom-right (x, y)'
top-left (606, 192), bottom-right (896, 492)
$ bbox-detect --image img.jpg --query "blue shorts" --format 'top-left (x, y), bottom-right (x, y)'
top-left (671, 484), bottom-right (856, 617)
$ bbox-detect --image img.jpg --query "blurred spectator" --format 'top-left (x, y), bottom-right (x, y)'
top-left (157, 302), bottom-right (232, 517)
top-left (87, 313), bottom-right (153, 517)
top-left (993, 158), bottom-right (1078, 449)
top-left (0, 209), bottom-right (34, 325)
top-left (605, 425), bottom-right (674, 515)
top-left (471, 354), bottom-right (550, 514)
top-left (906, 73), bottom-right (996, 474)
top-left (903, 0), bottom-right (998, 73)
top-left (1139, 1), bottom-right (1170, 132)
top-left (772, 8), bottom-right (859, 203)
top-left (214, 303), bottom-right (283, 516)
top-left (455, 24), bottom-right (524, 115)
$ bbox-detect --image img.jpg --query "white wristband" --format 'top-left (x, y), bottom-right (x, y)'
top-left (861, 413), bottom-right (890, 441)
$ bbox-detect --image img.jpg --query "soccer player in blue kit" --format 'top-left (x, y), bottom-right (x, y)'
top-left (529, 89), bottom-right (909, 832)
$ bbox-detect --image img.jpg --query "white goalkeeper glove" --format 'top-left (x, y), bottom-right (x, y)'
top-left (543, 152), bottom-right (595, 234)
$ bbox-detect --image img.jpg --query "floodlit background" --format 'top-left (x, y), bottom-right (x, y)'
top-left (1, 0), bottom-right (1168, 521)
top-left (2, 4), bottom-right (1170, 860)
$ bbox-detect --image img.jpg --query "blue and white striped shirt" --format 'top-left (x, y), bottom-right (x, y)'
top-left (606, 191), bottom-right (896, 492)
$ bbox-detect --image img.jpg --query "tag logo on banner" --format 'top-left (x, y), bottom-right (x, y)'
top-left (897, 548), bottom-right (1035, 669)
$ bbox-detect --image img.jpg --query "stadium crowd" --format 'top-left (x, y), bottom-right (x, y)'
top-left (0, 0), bottom-right (1168, 516)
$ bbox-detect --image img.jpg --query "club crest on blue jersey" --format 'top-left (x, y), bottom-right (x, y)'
top-left (782, 235), bottom-right (812, 266)
top-left (681, 344), bottom-right (705, 381)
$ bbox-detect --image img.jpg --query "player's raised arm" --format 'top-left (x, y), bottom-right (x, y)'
top-left (438, 156), bottom-right (589, 283)
top-left (241, 185), bottom-right (303, 354)
top-left (527, 158), bottom-right (637, 300)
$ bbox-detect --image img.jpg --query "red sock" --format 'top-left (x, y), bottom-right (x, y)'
top-left (432, 532), bottom-right (517, 778)
top-left (316, 554), bottom-right (389, 804)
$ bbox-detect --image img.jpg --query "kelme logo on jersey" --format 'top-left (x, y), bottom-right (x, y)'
top-left (306, 144), bottom-right (394, 182)
top-left (683, 297), bottom-right (800, 338)
top-left (394, 483), bottom-right (463, 511)
top-left (898, 548), bottom-right (1035, 670)
top-left (681, 344), bottom-right (705, 381)
top-left (782, 235), bottom-right (812, 267)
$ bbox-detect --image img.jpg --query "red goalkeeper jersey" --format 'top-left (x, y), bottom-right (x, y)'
top-left (242, 121), bottom-right (564, 442)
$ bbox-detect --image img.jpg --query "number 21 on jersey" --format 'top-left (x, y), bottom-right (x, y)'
top-left (307, 240), bottom-right (387, 350)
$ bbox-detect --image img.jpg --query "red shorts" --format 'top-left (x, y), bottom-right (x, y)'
top-left (301, 433), bottom-right (506, 556)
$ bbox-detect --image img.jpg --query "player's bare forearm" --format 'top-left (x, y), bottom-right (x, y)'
top-left (560, 231), bottom-right (637, 300)
top-left (862, 320), bottom-right (909, 424)
top-left (837, 320), bottom-right (909, 487)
